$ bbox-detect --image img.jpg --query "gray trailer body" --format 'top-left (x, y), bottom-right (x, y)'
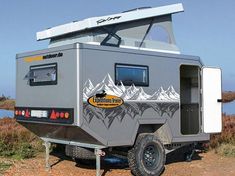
top-left (16, 43), bottom-right (209, 147)
top-left (15, 4), bottom-right (222, 175)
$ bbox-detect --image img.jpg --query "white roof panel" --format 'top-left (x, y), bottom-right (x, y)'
top-left (37, 3), bottom-right (183, 41)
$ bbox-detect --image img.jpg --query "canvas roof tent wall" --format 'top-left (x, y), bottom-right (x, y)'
top-left (37, 3), bottom-right (184, 54)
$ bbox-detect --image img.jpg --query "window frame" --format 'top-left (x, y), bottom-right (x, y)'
top-left (115, 63), bottom-right (149, 87)
top-left (29, 63), bottom-right (58, 86)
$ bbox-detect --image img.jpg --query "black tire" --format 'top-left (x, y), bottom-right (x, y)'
top-left (65, 145), bottom-right (96, 160)
top-left (128, 134), bottom-right (166, 176)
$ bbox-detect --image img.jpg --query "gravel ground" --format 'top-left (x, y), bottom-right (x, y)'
top-left (3, 151), bottom-right (235, 176)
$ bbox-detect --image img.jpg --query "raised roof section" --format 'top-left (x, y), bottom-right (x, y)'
top-left (37, 4), bottom-right (184, 54)
top-left (37, 3), bottom-right (183, 41)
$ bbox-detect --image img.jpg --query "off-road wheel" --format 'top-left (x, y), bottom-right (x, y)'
top-left (128, 134), bottom-right (166, 176)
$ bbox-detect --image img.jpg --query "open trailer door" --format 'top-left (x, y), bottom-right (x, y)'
top-left (202, 67), bottom-right (222, 133)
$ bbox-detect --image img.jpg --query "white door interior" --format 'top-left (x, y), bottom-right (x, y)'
top-left (202, 67), bottom-right (222, 133)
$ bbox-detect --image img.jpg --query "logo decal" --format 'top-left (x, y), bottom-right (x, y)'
top-left (88, 90), bottom-right (124, 109)
top-left (96, 16), bottom-right (121, 25)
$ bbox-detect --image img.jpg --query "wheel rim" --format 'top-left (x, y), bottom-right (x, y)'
top-left (143, 144), bottom-right (159, 170)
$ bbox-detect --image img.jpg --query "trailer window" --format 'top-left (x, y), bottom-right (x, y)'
top-left (26, 63), bottom-right (57, 86)
top-left (145, 25), bottom-right (170, 44)
top-left (115, 64), bottom-right (149, 86)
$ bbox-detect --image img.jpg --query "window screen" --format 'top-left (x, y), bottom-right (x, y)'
top-left (115, 64), bottom-right (149, 86)
top-left (145, 25), bottom-right (170, 44)
top-left (27, 63), bottom-right (57, 86)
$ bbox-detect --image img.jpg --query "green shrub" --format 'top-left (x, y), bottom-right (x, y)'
top-left (0, 118), bottom-right (43, 159)
top-left (0, 139), bottom-right (37, 159)
top-left (0, 140), bottom-right (14, 157)
top-left (14, 143), bottom-right (35, 159)
top-left (0, 162), bottom-right (12, 173)
top-left (215, 143), bottom-right (235, 157)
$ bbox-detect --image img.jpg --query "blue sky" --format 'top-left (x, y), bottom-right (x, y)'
top-left (0, 0), bottom-right (235, 97)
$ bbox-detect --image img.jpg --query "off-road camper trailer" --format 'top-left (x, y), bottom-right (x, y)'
top-left (15, 3), bottom-right (222, 176)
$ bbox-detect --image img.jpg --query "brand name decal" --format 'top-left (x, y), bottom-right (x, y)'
top-left (43, 52), bottom-right (63, 59)
top-left (96, 16), bottom-right (121, 25)
top-left (88, 91), bottom-right (123, 109)
top-left (24, 52), bottom-right (63, 63)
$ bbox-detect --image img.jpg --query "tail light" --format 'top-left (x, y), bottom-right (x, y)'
top-left (56, 112), bottom-right (60, 118)
top-left (14, 107), bottom-right (74, 124)
top-left (50, 110), bottom-right (57, 119)
top-left (65, 112), bottom-right (69, 119)
top-left (60, 112), bottom-right (65, 118)
top-left (25, 109), bottom-right (30, 118)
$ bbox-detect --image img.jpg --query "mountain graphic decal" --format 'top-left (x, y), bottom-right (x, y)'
top-left (83, 74), bottom-right (180, 128)
top-left (83, 74), bottom-right (180, 102)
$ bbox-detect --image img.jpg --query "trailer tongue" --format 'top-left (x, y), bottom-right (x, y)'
top-left (15, 3), bottom-right (222, 176)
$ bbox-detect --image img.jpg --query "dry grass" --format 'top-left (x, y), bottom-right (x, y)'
top-left (222, 91), bottom-right (235, 103)
top-left (209, 114), bottom-right (235, 157)
top-left (210, 114), bottom-right (235, 148)
top-left (215, 143), bottom-right (235, 157)
top-left (0, 99), bottom-right (15, 111)
top-left (0, 118), bottom-right (34, 144)
top-left (0, 118), bottom-right (43, 159)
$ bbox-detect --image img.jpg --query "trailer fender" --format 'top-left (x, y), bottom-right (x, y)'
top-left (130, 118), bottom-right (167, 146)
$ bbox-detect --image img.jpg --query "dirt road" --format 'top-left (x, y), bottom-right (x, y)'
top-left (4, 151), bottom-right (235, 176)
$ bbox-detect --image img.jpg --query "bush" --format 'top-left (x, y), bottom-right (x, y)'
top-left (215, 143), bottom-right (235, 157)
top-left (0, 99), bottom-right (15, 111)
top-left (14, 143), bottom-right (35, 159)
top-left (209, 114), bottom-right (235, 149)
top-left (208, 114), bottom-right (235, 157)
top-left (0, 140), bottom-right (13, 156)
top-left (222, 91), bottom-right (235, 103)
top-left (0, 118), bottom-right (43, 159)
top-left (0, 94), bottom-right (8, 102)
top-left (0, 162), bottom-right (12, 173)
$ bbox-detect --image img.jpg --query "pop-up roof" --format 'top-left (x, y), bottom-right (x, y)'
top-left (37, 3), bottom-right (184, 54)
